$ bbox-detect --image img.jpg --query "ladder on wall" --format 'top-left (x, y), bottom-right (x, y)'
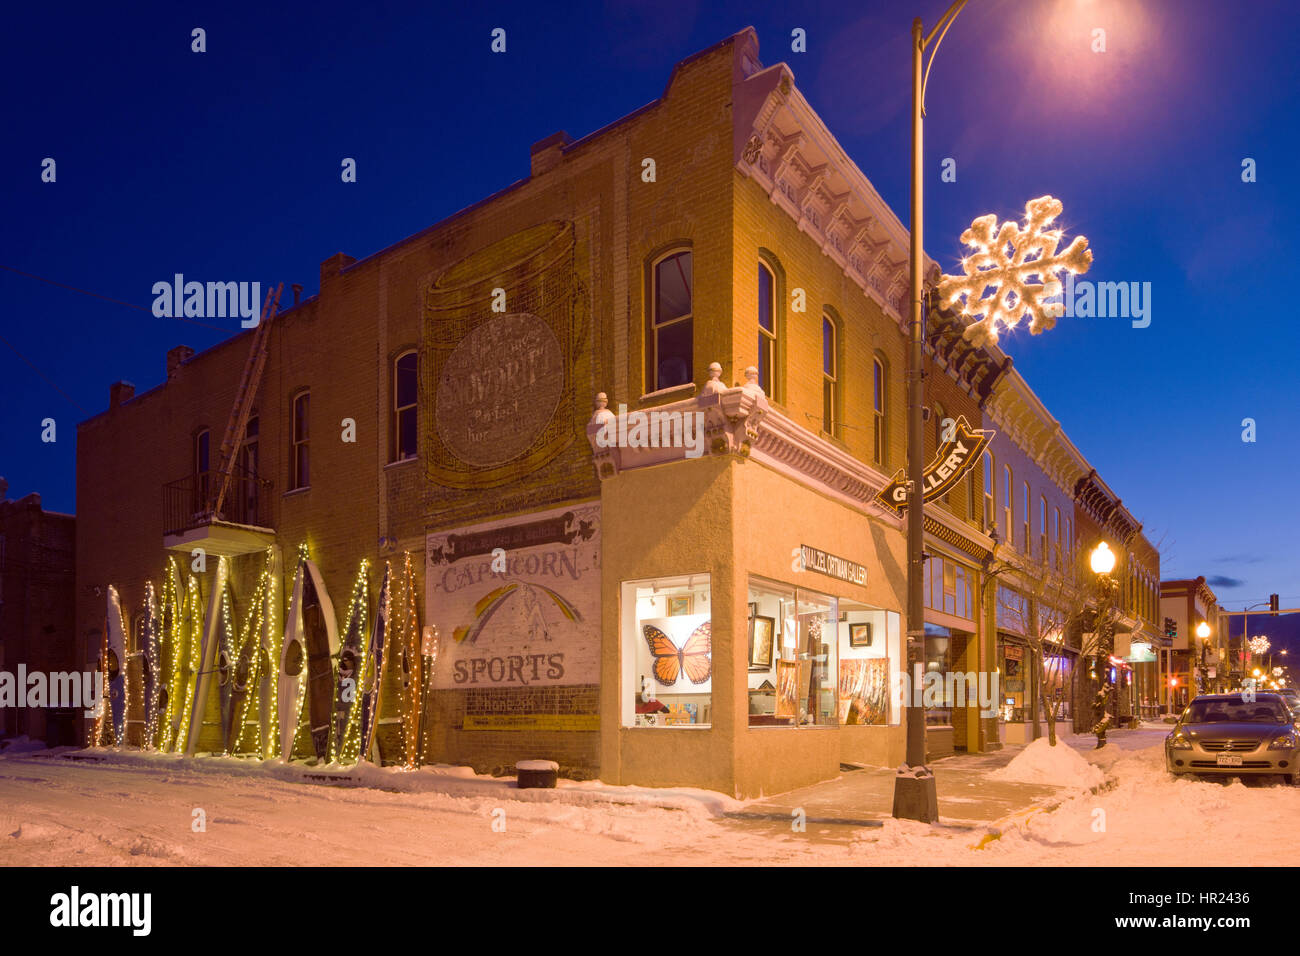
top-left (207, 282), bottom-right (283, 522)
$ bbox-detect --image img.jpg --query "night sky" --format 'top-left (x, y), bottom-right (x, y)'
top-left (3, 0), bottom-right (1295, 611)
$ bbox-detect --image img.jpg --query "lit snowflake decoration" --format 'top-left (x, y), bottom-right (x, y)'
top-left (938, 195), bottom-right (1092, 348)
top-left (1249, 636), bottom-right (1271, 655)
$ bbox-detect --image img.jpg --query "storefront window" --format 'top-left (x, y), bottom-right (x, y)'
top-left (745, 578), bottom-right (835, 726)
top-left (621, 574), bottom-right (712, 728)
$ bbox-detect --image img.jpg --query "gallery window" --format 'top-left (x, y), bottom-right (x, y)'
top-left (290, 391), bottom-right (310, 490)
top-left (622, 574), bottom-right (711, 727)
top-left (757, 261), bottom-right (777, 398)
top-left (746, 577), bottom-right (896, 728)
top-left (872, 356), bottom-right (886, 466)
top-left (648, 249), bottom-right (693, 392)
top-left (922, 553), bottom-right (972, 620)
top-left (392, 350), bottom-right (418, 462)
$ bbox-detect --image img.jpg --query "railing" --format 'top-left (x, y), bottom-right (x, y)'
top-left (163, 471), bottom-right (273, 536)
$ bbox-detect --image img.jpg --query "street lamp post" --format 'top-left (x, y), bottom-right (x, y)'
top-left (1090, 542), bottom-right (1117, 747)
top-left (1194, 620), bottom-right (1212, 695)
top-left (892, 1), bottom-right (969, 825)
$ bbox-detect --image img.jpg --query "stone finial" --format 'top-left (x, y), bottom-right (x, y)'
top-left (700, 362), bottom-right (726, 395)
top-left (590, 391), bottom-right (616, 425)
top-left (742, 365), bottom-right (765, 397)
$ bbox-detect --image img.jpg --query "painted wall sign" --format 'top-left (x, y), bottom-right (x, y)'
top-left (424, 220), bottom-right (580, 490)
top-left (875, 417), bottom-right (994, 515)
top-left (799, 545), bottom-right (868, 586)
top-left (426, 503), bottom-right (600, 690)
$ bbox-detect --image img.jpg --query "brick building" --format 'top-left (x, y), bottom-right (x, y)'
top-left (0, 479), bottom-right (78, 745)
top-left (75, 29), bottom-right (1161, 795)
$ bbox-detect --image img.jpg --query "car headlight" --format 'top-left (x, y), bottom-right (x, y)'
top-left (1168, 732), bottom-right (1192, 751)
top-left (1268, 732), bottom-right (1298, 750)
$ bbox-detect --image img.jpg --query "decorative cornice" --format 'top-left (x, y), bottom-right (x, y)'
top-left (585, 362), bottom-right (899, 524)
top-left (733, 63), bottom-right (931, 324)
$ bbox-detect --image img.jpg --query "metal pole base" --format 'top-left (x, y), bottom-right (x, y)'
top-left (891, 769), bottom-right (938, 822)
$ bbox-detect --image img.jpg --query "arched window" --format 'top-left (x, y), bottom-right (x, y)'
top-left (983, 452), bottom-right (995, 533)
top-left (1040, 496), bottom-right (1048, 563)
top-left (822, 312), bottom-right (840, 436)
top-left (238, 415), bottom-right (259, 524)
top-left (934, 401), bottom-right (946, 447)
top-left (758, 261), bottom-right (777, 397)
top-left (1021, 481), bottom-right (1030, 552)
top-left (648, 249), bottom-right (693, 391)
top-left (1002, 465), bottom-right (1013, 541)
top-left (193, 428), bottom-right (210, 512)
top-left (872, 355), bottom-right (887, 466)
top-left (290, 390), bottom-right (310, 490)
top-left (391, 350), bottom-right (418, 462)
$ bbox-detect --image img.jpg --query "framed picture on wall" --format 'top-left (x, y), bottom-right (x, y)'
top-left (667, 595), bottom-right (694, 616)
top-left (749, 615), bottom-right (775, 669)
top-left (849, 622), bottom-right (873, 648)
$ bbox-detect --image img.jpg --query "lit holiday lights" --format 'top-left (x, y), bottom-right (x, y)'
top-left (141, 581), bottom-right (162, 750)
top-left (174, 573), bottom-right (202, 751)
top-left (158, 558), bottom-right (184, 752)
top-left (394, 551), bottom-right (423, 769)
top-left (331, 559), bottom-right (371, 764)
top-left (938, 195), bottom-right (1092, 348)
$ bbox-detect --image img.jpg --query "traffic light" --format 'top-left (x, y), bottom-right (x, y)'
top-left (1164, 617), bottom-right (1177, 640)
top-left (1271, 594), bottom-right (1280, 615)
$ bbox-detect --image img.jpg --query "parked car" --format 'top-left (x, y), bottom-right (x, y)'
top-left (1276, 687), bottom-right (1300, 718)
top-left (1165, 693), bottom-right (1300, 784)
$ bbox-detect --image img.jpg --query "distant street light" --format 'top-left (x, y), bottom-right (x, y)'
top-left (1088, 542), bottom-right (1118, 746)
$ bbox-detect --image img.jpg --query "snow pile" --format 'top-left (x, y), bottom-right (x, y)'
top-left (0, 736), bottom-right (47, 755)
top-left (988, 738), bottom-right (1104, 790)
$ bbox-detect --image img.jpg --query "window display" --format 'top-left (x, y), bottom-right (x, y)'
top-left (746, 578), bottom-right (900, 728)
top-left (621, 575), bottom-right (711, 727)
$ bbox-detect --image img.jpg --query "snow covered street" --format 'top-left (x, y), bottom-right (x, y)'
top-left (2, 727), bottom-right (1298, 866)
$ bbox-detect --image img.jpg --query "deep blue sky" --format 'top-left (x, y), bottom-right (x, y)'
top-left (2, 0), bottom-right (1295, 611)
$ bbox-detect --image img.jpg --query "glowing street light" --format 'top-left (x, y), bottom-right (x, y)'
top-left (1089, 541), bottom-right (1116, 575)
top-left (1195, 621), bottom-right (1211, 640)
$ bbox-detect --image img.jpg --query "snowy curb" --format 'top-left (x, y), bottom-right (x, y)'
top-left (972, 773), bottom-right (1118, 849)
top-left (12, 746), bottom-right (744, 817)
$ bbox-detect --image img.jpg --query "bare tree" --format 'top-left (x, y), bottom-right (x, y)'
top-left (980, 542), bottom-right (1119, 747)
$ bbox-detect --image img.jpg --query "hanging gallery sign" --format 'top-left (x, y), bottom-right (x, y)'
top-left (426, 503), bottom-right (601, 691)
top-left (875, 417), bottom-right (994, 516)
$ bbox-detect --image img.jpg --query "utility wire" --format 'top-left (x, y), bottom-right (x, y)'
top-left (0, 331), bottom-right (87, 414)
top-left (0, 263), bottom-right (231, 333)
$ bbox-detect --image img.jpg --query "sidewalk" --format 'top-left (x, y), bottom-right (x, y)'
top-left (725, 731), bottom-right (1133, 831)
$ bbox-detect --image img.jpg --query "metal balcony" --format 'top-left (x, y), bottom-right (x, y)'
top-left (162, 470), bottom-right (275, 556)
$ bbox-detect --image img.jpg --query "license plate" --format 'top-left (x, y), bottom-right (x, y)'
top-left (1217, 754), bottom-right (1243, 767)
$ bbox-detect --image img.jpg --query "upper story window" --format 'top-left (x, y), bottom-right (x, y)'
top-left (648, 249), bottom-right (693, 391)
top-left (238, 415), bottom-right (260, 523)
top-left (194, 428), bottom-right (210, 507)
top-left (291, 391), bottom-right (310, 491)
top-left (934, 402), bottom-right (946, 447)
top-left (1053, 506), bottom-right (1062, 570)
top-left (822, 313), bottom-right (839, 436)
top-left (872, 356), bottom-right (886, 466)
top-left (757, 262), bottom-right (776, 398)
top-left (982, 452), bottom-right (995, 533)
top-left (392, 350), bottom-right (418, 462)
top-left (1040, 496), bottom-right (1048, 563)
top-left (1021, 481), bottom-right (1030, 552)
top-left (1002, 465), bottom-right (1013, 541)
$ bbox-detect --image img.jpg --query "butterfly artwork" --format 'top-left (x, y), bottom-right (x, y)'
top-left (641, 620), bottom-right (712, 686)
